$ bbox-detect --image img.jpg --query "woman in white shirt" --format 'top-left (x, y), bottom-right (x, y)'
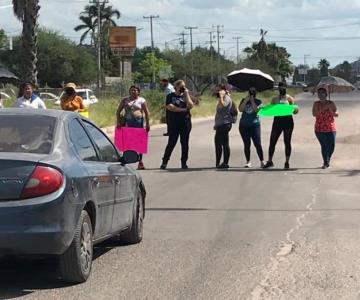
top-left (13, 82), bottom-right (46, 109)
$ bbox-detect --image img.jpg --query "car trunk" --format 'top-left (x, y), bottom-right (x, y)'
top-left (0, 158), bottom-right (39, 200)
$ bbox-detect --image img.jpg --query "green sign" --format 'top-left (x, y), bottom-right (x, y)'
top-left (258, 104), bottom-right (298, 117)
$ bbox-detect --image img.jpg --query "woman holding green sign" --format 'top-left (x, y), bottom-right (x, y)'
top-left (264, 82), bottom-right (298, 169)
top-left (238, 87), bottom-right (265, 168)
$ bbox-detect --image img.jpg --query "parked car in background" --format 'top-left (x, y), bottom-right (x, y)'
top-left (0, 109), bottom-right (146, 283)
top-left (55, 88), bottom-right (98, 108)
top-left (39, 92), bottom-right (58, 102)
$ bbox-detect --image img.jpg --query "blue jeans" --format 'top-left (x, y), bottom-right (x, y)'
top-left (315, 132), bottom-right (336, 164)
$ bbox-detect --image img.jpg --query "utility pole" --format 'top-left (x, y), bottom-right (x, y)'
top-left (304, 54), bottom-right (310, 83)
top-left (208, 31), bottom-right (216, 84)
top-left (143, 15), bottom-right (159, 85)
top-left (232, 36), bottom-right (242, 64)
top-left (185, 26), bottom-right (197, 90)
top-left (179, 32), bottom-right (187, 56)
top-left (143, 15), bottom-right (159, 49)
top-left (214, 25), bottom-right (224, 84)
top-left (90, 0), bottom-right (108, 91)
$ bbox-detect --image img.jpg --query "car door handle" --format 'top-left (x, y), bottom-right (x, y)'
top-left (113, 176), bottom-right (121, 185)
top-left (92, 177), bottom-right (100, 188)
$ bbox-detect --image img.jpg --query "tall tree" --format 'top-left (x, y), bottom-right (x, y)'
top-left (334, 60), bottom-right (354, 82)
top-left (12, 0), bottom-right (40, 84)
top-left (74, 12), bottom-right (96, 46)
top-left (243, 39), bottom-right (293, 80)
top-left (318, 58), bottom-right (330, 77)
top-left (75, 3), bottom-right (120, 47)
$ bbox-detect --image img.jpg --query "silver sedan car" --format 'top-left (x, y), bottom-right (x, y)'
top-left (0, 109), bottom-right (146, 283)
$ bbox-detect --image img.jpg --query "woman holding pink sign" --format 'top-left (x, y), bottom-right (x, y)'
top-left (116, 85), bottom-right (150, 170)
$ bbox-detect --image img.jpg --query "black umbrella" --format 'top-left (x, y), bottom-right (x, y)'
top-left (227, 68), bottom-right (274, 92)
top-left (0, 67), bottom-right (20, 84)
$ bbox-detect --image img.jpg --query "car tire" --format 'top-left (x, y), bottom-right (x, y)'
top-left (120, 187), bottom-right (144, 244)
top-left (59, 210), bottom-right (93, 283)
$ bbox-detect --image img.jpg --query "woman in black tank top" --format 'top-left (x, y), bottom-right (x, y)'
top-left (263, 82), bottom-right (298, 169)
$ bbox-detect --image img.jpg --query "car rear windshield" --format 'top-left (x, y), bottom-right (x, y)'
top-left (0, 115), bottom-right (56, 154)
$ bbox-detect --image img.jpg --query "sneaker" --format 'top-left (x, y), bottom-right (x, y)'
top-left (160, 162), bottom-right (167, 170)
top-left (137, 162), bottom-right (145, 170)
top-left (245, 162), bottom-right (252, 168)
top-left (284, 162), bottom-right (289, 169)
top-left (260, 161), bottom-right (265, 168)
top-left (218, 163), bottom-right (229, 169)
top-left (321, 163), bottom-right (330, 169)
top-left (181, 164), bottom-right (189, 170)
top-left (263, 161), bottom-right (274, 169)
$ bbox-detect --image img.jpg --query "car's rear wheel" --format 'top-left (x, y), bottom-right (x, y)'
top-left (120, 187), bottom-right (144, 244)
top-left (59, 210), bottom-right (93, 283)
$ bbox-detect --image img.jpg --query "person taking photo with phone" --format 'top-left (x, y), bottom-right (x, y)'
top-left (238, 87), bottom-right (264, 168)
top-left (160, 80), bottom-right (194, 170)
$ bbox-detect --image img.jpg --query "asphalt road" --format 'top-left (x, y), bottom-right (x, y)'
top-left (1, 91), bottom-right (360, 300)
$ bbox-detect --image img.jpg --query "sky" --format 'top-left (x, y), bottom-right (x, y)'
top-left (0, 0), bottom-right (360, 68)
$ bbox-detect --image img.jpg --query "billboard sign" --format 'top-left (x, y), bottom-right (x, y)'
top-left (109, 26), bottom-right (136, 49)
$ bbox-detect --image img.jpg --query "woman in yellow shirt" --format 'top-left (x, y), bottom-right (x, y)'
top-left (60, 83), bottom-right (85, 112)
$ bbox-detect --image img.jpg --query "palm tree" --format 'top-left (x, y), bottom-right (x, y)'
top-left (75, 4), bottom-right (120, 46)
top-left (74, 14), bottom-right (96, 46)
top-left (12, 0), bottom-right (40, 85)
top-left (318, 58), bottom-right (330, 77)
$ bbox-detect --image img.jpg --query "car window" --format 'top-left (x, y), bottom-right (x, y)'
top-left (69, 119), bottom-right (97, 161)
top-left (77, 91), bottom-right (87, 99)
top-left (0, 115), bottom-right (55, 154)
top-left (82, 121), bottom-right (119, 163)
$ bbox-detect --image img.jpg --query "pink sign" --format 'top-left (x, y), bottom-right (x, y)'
top-left (114, 127), bottom-right (148, 154)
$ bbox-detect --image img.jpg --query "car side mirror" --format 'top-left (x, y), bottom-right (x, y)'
top-left (121, 150), bottom-right (139, 165)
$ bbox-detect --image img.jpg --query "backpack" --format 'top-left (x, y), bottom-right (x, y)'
top-left (230, 100), bottom-right (238, 123)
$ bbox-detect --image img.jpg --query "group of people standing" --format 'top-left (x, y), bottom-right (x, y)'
top-left (116, 79), bottom-right (338, 171)
top-left (213, 82), bottom-right (299, 170)
top-left (6, 78), bottom-right (338, 171)
top-left (213, 82), bottom-right (338, 170)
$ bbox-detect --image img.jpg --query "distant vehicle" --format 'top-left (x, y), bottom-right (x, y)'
top-left (55, 89), bottom-right (98, 108)
top-left (288, 82), bottom-right (308, 91)
top-left (0, 109), bottom-right (145, 283)
top-left (39, 92), bottom-right (58, 101)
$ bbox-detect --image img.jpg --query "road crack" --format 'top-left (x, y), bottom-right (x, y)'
top-left (250, 189), bottom-right (319, 300)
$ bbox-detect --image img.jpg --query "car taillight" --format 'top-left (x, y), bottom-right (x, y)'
top-left (20, 166), bottom-right (63, 199)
